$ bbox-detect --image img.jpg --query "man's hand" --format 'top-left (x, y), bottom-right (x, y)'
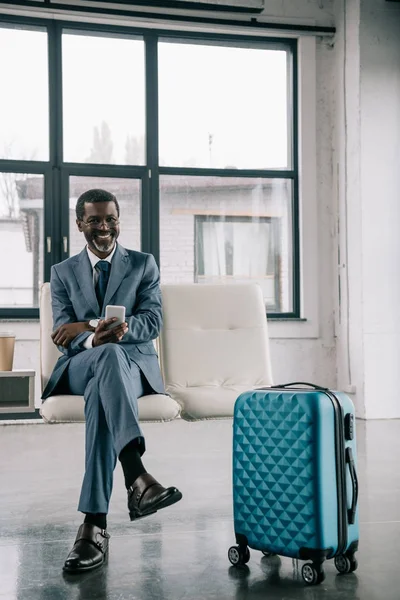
top-left (93, 318), bottom-right (128, 347)
top-left (51, 322), bottom-right (91, 348)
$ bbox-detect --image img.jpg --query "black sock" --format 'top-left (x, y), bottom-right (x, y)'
top-left (84, 513), bottom-right (107, 530)
top-left (119, 439), bottom-right (147, 489)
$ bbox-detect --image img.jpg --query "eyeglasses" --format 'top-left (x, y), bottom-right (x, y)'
top-left (80, 216), bottom-right (120, 228)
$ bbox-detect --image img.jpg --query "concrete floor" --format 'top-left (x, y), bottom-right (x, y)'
top-left (0, 418), bottom-right (399, 600)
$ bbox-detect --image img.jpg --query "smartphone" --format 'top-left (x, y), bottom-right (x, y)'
top-left (105, 305), bottom-right (126, 330)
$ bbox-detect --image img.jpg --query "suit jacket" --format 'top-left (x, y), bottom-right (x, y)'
top-left (42, 243), bottom-right (165, 400)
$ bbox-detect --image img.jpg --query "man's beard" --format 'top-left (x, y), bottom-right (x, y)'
top-left (91, 232), bottom-right (116, 253)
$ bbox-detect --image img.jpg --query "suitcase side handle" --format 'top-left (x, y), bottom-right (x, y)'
top-left (346, 447), bottom-right (359, 525)
top-left (269, 382), bottom-right (329, 391)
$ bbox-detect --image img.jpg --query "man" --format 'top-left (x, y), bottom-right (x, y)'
top-left (42, 188), bottom-right (182, 574)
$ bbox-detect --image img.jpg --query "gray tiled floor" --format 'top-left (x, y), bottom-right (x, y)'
top-left (0, 418), bottom-right (399, 600)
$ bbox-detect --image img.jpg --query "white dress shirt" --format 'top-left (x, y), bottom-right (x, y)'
top-left (83, 244), bottom-right (117, 349)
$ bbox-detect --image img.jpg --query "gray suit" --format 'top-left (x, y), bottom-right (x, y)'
top-left (42, 244), bottom-right (164, 513)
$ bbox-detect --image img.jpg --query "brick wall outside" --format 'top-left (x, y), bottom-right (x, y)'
top-left (6, 176), bottom-right (291, 312)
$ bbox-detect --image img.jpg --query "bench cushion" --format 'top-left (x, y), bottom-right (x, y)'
top-left (159, 284), bottom-right (273, 420)
top-left (40, 393), bottom-right (180, 423)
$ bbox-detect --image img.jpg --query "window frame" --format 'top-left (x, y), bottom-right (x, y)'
top-left (0, 13), bottom-right (299, 319)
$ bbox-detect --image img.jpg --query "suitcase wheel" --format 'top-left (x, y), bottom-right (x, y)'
top-left (261, 551), bottom-right (276, 557)
top-left (228, 545), bottom-right (250, 566)
top-left (301, 563), bottom-right (325, 586)
top-left (334, 554), bottom-right (358, 574)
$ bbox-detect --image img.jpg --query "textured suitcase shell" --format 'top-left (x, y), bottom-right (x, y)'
top-left (232, 388), bottom-right (359, 560)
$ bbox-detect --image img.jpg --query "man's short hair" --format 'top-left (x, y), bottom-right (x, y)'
top-left (75, 189), bottom-right (120, 221)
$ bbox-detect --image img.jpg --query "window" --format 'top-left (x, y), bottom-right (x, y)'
top-left (158, 40), bottom-right (290, 169)
top-left (62, 32), bottom-right (145, 165)
top-left (0, 173), bottom-right (44, 308)
top-left (0, 26), bottom-right (48, 161)
top-left (0, 16), bottom-right (298, 319)
top-left (158, 39), bottom-right (297, 316)
top-left (160, 176), bottom-right (292, 312)
top-left (195, 216), bottom-right (281, 311)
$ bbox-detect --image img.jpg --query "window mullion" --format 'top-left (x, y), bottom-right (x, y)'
top-left (47, 21), bottom-right (64, 270)
top-left (144, 34), bottom-right (159, 263)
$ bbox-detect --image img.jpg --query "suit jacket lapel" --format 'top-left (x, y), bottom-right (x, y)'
top-left (72, 249), bottom-right (100, 316)
top-left (103, 243), bottom-right (130, 309)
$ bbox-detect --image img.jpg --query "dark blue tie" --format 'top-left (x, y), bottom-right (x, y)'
top-left (95, 260), bottom-right (111, 311)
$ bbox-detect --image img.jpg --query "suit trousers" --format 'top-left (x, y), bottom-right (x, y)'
top-left (66, 343), bottom-right (147, 514)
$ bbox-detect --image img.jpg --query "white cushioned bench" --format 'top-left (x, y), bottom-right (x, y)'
top-left (40, 282), bottom-right (273, 423)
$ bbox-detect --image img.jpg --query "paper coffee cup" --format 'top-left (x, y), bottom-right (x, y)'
top-left (0, 332), bottom-right (15, 371)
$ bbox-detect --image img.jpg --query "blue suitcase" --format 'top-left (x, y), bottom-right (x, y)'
top-left (229, 383), bottom-right (359, 586)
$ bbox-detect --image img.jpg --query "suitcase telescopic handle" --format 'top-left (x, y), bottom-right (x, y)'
top-left (270, 382), bottom-right (329, 391)
top-left (346, 447), bottom-right (359, 525)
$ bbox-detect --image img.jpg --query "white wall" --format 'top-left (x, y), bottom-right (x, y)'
top-left (255, 0), bottom-right (334, 26)
top-left (333, 0), bottom-right (365, 416)
top-left (334, 0), bottom-right (400, 418)
top-left (0, 0), bottom-right (339, 410)
top-left (360, 0), bottom-right (400, 418)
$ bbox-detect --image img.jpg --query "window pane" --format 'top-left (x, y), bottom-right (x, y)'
top-left (0, 173), bottom-right (44, 307)
top-left (69, 177), bottom-right (141, 256)
top-left (0, 27), bottom-right (48, 161)
top-left (160, 176), bottom-right (293, 313)
top-left (159, 41), bottom-right (289, 169)
top-left (63, 32), bottom-right (145, 165)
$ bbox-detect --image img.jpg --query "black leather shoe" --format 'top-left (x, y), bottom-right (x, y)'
top-left (128, 473), bottom-right (182, 521)
top-left (63, 523), bottom-right (110, 573)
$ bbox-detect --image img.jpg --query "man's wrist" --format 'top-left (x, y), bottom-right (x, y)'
top-left (88, 318), bottom-right (100, 331)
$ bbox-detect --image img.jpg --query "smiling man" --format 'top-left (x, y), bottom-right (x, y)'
top-left (42, 188), bottom-right (182, 574)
